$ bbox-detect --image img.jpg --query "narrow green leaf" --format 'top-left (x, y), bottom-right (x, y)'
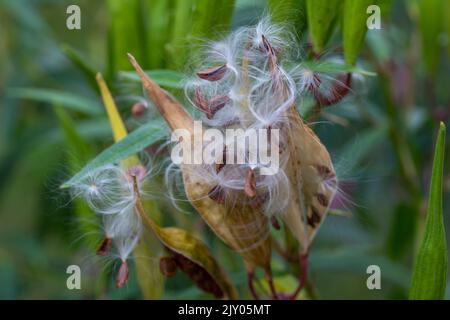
top-left (268, 0), bottom-right (307, 35)
top-left (167, 0), bottom-right (235, 69)
top-left (54, 107), bottom-right (99, 247)
top-left (410, 122), bottom-right (447, 299)
top-left (167, 0), bottom-right (196, 70)
top-left (306, 0), bottom-right (342, 54)
top-left (107, 0), bottom-right (145, 75)
top-left (61, 44), bottom-right (99, 91)
top-left (141, 0), bottom-right (172, 69)
top-left (342, 0), bottom-right (373, 65)
top-left (386, 203), bottom-right (418, 260)
top-left (7, 88), bottom-right (102, 116)
top-left (61, 121), bottom-right (167, 188)
top-left (418, 0), bottom-right (445, 76)
top-left (119, 70), bottom-right (185, 89)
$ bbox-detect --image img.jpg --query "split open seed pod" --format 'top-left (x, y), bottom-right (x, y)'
top-left (128, 54), bottom-right (272, 274)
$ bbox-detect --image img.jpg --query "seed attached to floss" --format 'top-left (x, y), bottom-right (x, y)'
top-left (127, 164), bottom-right (146, 182)
top-left (96, 237), bottom-right (112, 256)
top-left (314, 73), bottom-right (352, 106)
top-left (131, 101), bottom-right (147, 118)
top-left (244, 168), bottom-right (257, 198)
top-left (116, 260), bottom-right (129, 288)
top-left (196, 64), bottom-right (228, 81)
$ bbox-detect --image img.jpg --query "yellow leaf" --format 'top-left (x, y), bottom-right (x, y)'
top-left (95, 72), bottom-right (138, 168)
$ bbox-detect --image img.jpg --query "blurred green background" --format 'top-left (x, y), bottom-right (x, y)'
top-left (0, 0), bottom-right (449, 299)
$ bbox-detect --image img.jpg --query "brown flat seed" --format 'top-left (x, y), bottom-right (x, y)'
top-left (316, 193), bottom-right (329, 207)
top-left (244, 168), bottom-right (257, 198)
top-left (207, 95), bottom-right (230, 118)
top-left (116, 260), bottom-right (129, 288)
top-left (194, 88), bottom-right (212, 117)
top-left (159, 256), bottom-right (178, 277)
top-left (197, 64), bottom-right (228, 81)
top-left (96, 237), bottom-right (112, 256)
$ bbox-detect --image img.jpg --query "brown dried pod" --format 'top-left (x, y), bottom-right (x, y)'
top-left (96, 237), bottom-right (112, 256)
top-left (197, 64), bottom-right (228, 81)
top-left (116, 260), bottom-right (129, 288)
top-left (159, 256), bottom-right (177, 277)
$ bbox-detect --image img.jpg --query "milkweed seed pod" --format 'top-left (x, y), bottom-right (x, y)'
top-left (128, 17), bottom-right (337, 275)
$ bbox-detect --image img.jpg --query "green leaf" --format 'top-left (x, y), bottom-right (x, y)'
top-left (54, 107), bottom-right (99, 247)
top-left (7, 88), bottom-right (102, 116)
top-left (418, 0), bottom-right (445, 76)
top-left (167, 0), bottom-right (196, 69)
top-left (306, 0), bottom-right (342, 54)
top-left (119, 70), bottom-right (185, 89)
top-left (60, 44), bottom-right (99, 92)
top-left (386, 203), bottom-right (418, 260)
top-left (268, 0), bottom-right (307, 35)
top-left (410, 122), bottom-right (447, 299)
top-left (141, 0), bottom-right (172, 69)
top-left (61, 120), bottom-right (167, 188)
top-left (342, 0), bottom-right (373, 65)
top-left (167, 0), bottom-right (235, 69)
top-left (107, 0), bottom-right (145, 75)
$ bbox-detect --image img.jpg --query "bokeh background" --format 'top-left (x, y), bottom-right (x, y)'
top-left (1, 0), bottom-right (449, 299)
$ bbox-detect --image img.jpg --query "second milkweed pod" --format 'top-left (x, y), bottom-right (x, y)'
top-left (281, 108), bottom-right (337, 253)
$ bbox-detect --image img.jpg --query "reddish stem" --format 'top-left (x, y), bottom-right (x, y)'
top-left (247, 271), bottom-right (260, 300)
top-left (288, 252), bottom-right (308, 300)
